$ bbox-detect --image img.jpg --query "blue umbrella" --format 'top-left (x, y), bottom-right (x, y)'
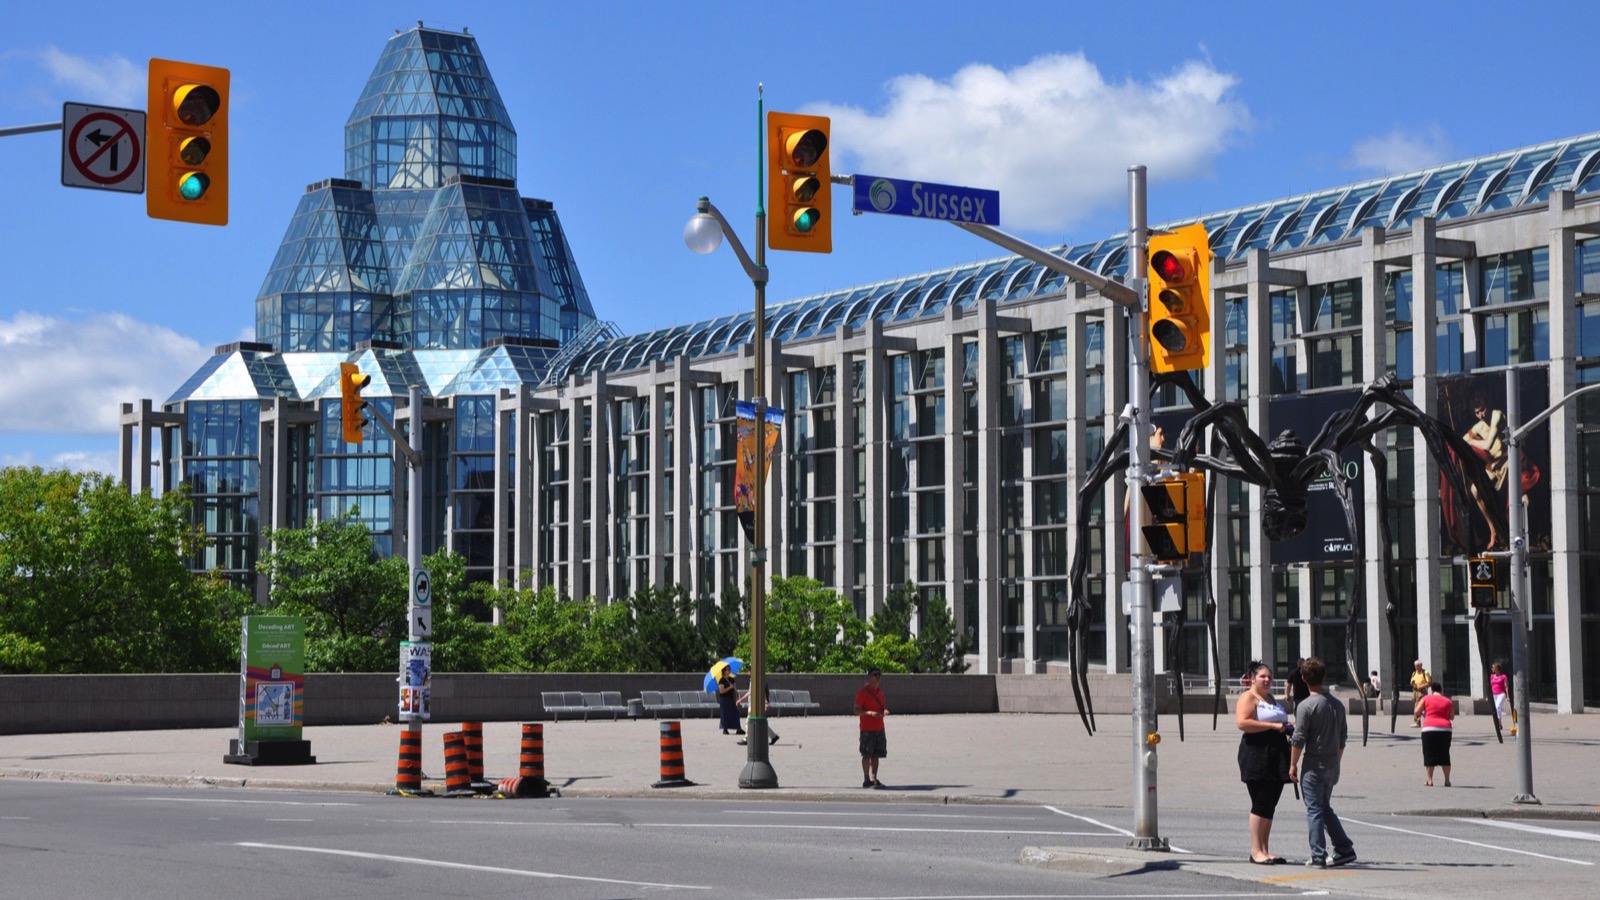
top-left (704, 657), bottom-right (744, 693)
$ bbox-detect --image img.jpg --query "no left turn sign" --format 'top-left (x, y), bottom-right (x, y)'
top-left (61, 102), bottom-right (146, 193)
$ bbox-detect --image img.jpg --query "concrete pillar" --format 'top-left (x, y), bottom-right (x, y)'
top-left (1547, 191), bottom-right (1585, 712)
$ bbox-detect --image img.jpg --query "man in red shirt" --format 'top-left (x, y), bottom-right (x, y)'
top-left (854, 668), bottom-right (889, 788)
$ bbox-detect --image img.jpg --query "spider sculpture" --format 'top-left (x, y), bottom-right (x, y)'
top-left (1065, 372), bottom-right (1510, 745)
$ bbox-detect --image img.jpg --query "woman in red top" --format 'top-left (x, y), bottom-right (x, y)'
top-left (1419, 682), bottom-right (1455, 787)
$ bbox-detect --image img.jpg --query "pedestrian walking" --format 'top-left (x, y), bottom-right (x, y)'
top-left (737, 681), bottom-right (779, 746)
top-left (854, 667), bottom-right (888, 788)
top-left (1369, 670), bottom-right (1383, 712)
top-left (1288, 657), bottom-right (1357, 868)
top-left (1419, 682), bottom-right (1454, 786)
top-left (1236, 661), bottom-right (1292, 865)
top-left (1409, 660), bottom-right (1432, 727)
top-left (1285, 657), bottom-right (1309, 709)
top-left (1490, 662), bottom-right (1508, 725)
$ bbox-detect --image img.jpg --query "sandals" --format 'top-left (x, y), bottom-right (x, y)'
top-left (1249, 856), bottom-right (1286, 865)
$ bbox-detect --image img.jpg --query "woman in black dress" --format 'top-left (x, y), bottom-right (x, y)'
top-left (1236, 661), bottom-right (1293, 865)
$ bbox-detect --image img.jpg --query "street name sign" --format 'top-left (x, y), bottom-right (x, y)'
top-left (853, 174), bottom-right (999, 226)
top-left (61, 102), bottom-right (145, 193)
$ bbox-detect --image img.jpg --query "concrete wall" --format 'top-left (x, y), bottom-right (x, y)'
top-left (0, 672), bottom-right (1001, 735)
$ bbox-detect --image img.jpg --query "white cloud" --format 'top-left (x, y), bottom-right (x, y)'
top-left (0, 311), bottom-right (210, 435)
top-left (33, 46), bottom-right (144, 109)
top-left (0, 448), bottom-right (118, 477)
top-left (807, 54), bottom-right (1252, 233)
top-left (1346, 125), bottom-right (1452, 175)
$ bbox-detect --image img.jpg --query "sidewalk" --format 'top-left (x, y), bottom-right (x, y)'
top-left (2, 709), bottom-right (1594, 820)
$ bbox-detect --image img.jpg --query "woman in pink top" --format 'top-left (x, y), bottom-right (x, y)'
top-left (1490, 662), bottom-right (1509, 724)
top-left (1419, 683), bottom-right (1454, 787)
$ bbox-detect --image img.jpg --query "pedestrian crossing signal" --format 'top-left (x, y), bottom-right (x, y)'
top-left (1468, 556), bottom-right (1500, 608)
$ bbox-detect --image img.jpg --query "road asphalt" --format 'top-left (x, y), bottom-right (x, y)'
top-left (7, 703), bottom-right (1599, 897)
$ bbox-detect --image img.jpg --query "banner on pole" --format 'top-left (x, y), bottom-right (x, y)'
top-left (734, 401), bottom-right (785, 543)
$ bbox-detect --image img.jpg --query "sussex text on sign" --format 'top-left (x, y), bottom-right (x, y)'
top-left (852, 174), bottom-right (1000, 226)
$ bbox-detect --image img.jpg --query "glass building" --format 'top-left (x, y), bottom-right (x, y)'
top-left (122, 24), bottom-right (1600, 713)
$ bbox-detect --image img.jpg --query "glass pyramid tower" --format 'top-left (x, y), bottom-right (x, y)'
top-left (161, 25), bottom-right (603, 587)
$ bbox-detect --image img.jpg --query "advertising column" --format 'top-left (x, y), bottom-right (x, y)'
top-left (225, 615), bottom-right (316, 765)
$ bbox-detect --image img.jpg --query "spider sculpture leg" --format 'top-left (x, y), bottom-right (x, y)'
top-left (1066, 418), bottom-right (1130, 735)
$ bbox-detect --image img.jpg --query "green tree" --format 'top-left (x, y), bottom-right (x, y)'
top-left (483, 585), bottom-right (633, 672)
top-left (745, 575), bottom-right (868, 673)
top-left (418, 550), bottom-right (495, 672)
top-left (624, 583), bottom-right (714, 672)
top-left (871, 581), bottom-right (971, 674)
top-left (255, 512), bottom-right (406, 672)
top-left (0, 467), bottom-right (246, 673)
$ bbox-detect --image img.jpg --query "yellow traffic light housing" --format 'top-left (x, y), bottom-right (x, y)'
top-left (767, 111), bottom-right (831, 253)
top-left (1468, 556), bottom-right (1500, 608)
top-left (339, 362), bottom-right (371, 445)
top-left (147, 58), bottom-right (229, 226)
top-left (1141, 472), bottom-right (1206, 562)
top-left (1147, 222), bottom-right (1212, 372)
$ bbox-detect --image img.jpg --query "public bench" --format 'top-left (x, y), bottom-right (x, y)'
top-left (768, 689), bottom-right (820, 715)
top-left (540, 690), bottom-right (631, 721)
top-left (639, 690), bottom-right (720, 718)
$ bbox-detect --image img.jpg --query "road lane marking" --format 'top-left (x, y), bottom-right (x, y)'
top-left (139, 797), bottom-right (358, 807)
top-left (781, 893), bottom-right (1326, 899)
top-left (728, 810), bottom-right (1037, 820)
top-left (235, 842), bottom-right (711, 889)
top-left (1344, 817), bottom-right (1594, 865)
top-left (1041, 806), bottom-right (1193, 854)
top-left (1461, 818), bottom-right (1600, 843)
top-left (427, 820), bottom-right (1108, 836)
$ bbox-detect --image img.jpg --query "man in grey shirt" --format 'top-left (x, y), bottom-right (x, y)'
top-left (1288, 657), bottom-right (1357, 868)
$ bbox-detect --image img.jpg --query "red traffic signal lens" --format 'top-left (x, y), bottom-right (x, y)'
top-left (1151, 249), bottom-right (1187, 284)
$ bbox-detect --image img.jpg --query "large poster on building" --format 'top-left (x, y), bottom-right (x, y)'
top-left (1435, 370), bottom-right (1550, 556)
top-left (1149, 389), bottom-right (1364, 565)
top-left (1266, 389), bottom-right (1367, 564)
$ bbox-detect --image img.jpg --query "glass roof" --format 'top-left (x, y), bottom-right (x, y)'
top-left (166, 344), bottom-right (558, 407)
top-left (566, 130), bottom-right (1600, 382)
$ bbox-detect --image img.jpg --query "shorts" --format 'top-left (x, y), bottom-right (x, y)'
top-left (859, 730), bottom-right (887, 759)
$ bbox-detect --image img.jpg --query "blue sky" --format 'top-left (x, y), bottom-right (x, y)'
top-left (0, 0), bottom-right (1592, 474)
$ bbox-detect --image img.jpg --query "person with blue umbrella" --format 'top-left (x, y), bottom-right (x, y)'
top-left (707, 657), bottom-right (744, 735)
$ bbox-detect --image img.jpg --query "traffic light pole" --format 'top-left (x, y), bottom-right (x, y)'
top-left (365, 387), bottom-right (427, 753)
top-left (1124, 165), bottom-right (1165, 850)
top-left (949, 167), bottom-right (1162, 848)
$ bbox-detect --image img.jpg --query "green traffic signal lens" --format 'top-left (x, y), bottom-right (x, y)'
top-left (793, 208), bottom-right (820, 233)
top-left (178, 172), bottom-right (211, 200)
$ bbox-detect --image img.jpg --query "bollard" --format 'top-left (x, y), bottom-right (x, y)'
top-left (652, 720), bottom-right (695, 788)
top-left (461, 721), bottom-right (494, 794)
top-left (442, 731), bottom-right (476, 798)
top-left (386, 728), bottom-right (433, 797)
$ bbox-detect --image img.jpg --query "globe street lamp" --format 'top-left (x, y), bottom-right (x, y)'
top-left (684, 196), bottom-right (777, 789)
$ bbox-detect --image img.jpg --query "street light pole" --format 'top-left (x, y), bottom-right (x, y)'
top-left (1501, 371), bottom-right (1600, 803)
top-left (685, 196), bottom-right (778, 788)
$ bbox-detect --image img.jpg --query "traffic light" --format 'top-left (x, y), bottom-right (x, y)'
top-left (1146, 222), bottom-right (1212, 372)
top-left (767, 111), bottom-right (831, 253)
top-left (339, 362), bottom-right (371, 445)
top-left (1468, 556), bottom-right (1500, 608)
top-left (147, 58), bottom-right (228, 225)
top-left (1140, 472), bottom-right (1206, 562)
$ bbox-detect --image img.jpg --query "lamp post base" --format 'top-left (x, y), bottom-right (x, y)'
top-left (1512, 794), bottom-right (1542, 805)
top-left (738, 718), bottom-right (779, 788)
top-left (1126, 837), bottom-right (1170, 852)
